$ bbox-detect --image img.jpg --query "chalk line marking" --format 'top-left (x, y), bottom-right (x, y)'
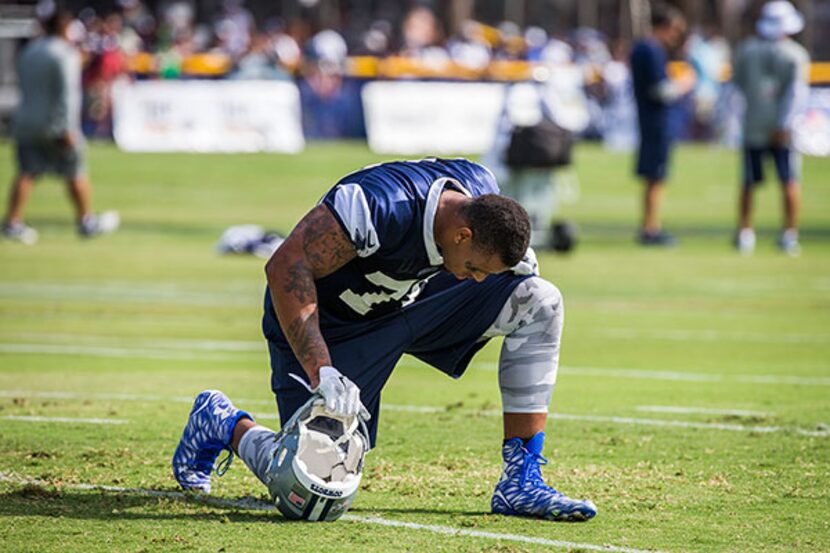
top-left (379, 405), bottom-right (830, 438)
top-left (0, 282), bottom-right (255, 307)
top-left (1, 415), bottom-right (128, 425)
top-left (0, 472), bottom-right (664, 553)
top-left (2, 334), bottom-right (263, 352)
top-left (1, 390), bottom-right (826, 437)
top-left (598, 327), bottom-right (829, 345)
top-left (2, 341), bottom-right (828, 387)
top-left (0, 343), bottom-right (261, 361)
top-left (448, 361), bottom-right (830, 387)
top-left (0, 390), bottom-right (275, 406)
top-left (635, 406), bottom-right (772, 417)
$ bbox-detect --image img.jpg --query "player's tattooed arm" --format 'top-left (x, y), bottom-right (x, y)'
top-left (265, 205), bottom-right (357, 386)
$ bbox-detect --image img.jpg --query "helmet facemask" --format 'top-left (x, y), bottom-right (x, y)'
top-left (267, 396), bottom-right (370, 521)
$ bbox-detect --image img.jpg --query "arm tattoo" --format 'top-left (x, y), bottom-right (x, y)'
top-left (297, 205), bottom-right (356, 278)
top-left (269, 205), bottom-right (356, 377)
top-left (284, 311), bottom-right (330, 372)
top-left (283, 259), bottom-right (314, 304)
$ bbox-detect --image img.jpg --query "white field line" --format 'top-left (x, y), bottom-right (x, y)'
top-left (1, 390), bottom-right (827, 437)
top-left (598, 327), bottom-right (829, 345)
top-left (0, 390), bottom-right (275, 406)
top-left (380, 405), bottom-right (830, 438)
top-left (734, 374), bottom-right (830, 386)
top-left (3, 334), bottom-right (264, 352)
top-left (0, 282), bottom-right (255, 307)
top-left (455, 362), bottom-right (830, 387)
top-left (549, 414), bottom-right (830, 437)
top-left (1, 415), bottom-right (128, 425)
top-left (0, 473), bottom-right (664, 553)
top-left (635, 406), bottom-right (772, 417)
top-left (3, 340), bottom-right (829, 387)
top-left (561, 366), bottom-right (722, 383)
top-left (0, 343), bottom-right (261, 361)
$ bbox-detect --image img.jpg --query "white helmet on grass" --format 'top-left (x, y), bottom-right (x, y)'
top-left (266, 394), bottom-right (370, 521)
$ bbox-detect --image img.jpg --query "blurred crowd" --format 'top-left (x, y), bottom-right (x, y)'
top-left (46, 0), bottom-right (734, 140)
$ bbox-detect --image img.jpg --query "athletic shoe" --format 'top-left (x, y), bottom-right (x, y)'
top-left (79, 211), bottom-right (120, 238)
top-left (491, 432), bottom-right (597, 522)
top-left (735, 228), bottom-right (756, 255)
top-left (172, 390), bottom-right (252, 493)
top-left (3, 221), bottom-right (38, 245)
top-left (637, 230), bottom-right (676, 247)
top-left (777, 229), bottom-right (800, 257)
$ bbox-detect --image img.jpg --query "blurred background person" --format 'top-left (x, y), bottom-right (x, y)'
top-left (298, 29), bottom-right (364, 139)
top-left (118, 0), bottom-right (156, 50)
top-left (230, 23), bottom-right (295, 81)
top-left (4, 2), bottom-right (119, 245)
top-left (732, 0), bottom-right (810, 256)
top-left (398, 5), bottom-right (449, 63)
top-left (354, 19), bottom-right (393, 57)
top-left (630, 4), bottom-right (695, 247)
top-left (687, 23), bottom-right (730, 140)
top-left (447, 20), bottom-right (492, 71)
top-left (82, 10), bottom-right (129, 138)
top-left (213, 0), bottom-right (254, 63)
top-left (601, 39), bottom-right (638, 152)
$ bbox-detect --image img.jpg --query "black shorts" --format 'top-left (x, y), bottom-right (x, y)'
top-left (743, 146), bottom-right (799, 188)
top-left (16, 138), bottom-right (85, 180)
top-left (636, 133), bottom-right (671, 182)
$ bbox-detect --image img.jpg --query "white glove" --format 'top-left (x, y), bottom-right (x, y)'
top-left (290, 366), bottom-right (369, 419)
top-left (512, 247), bottom-right (539, 276)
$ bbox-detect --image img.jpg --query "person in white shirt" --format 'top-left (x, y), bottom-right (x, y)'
top-left (732, 1), bottom-right (810, 256)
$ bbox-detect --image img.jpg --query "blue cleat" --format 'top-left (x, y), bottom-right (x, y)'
top-left (172, 390), bottom-right (252, 493)
top-left (491, 432), bottom-right (597, 522)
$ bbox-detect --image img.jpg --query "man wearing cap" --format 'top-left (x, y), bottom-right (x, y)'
top-left (732, 1), bottom-right (810, 255)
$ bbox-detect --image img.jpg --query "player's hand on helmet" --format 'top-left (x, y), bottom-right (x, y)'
top-left (315, 366), bottom-right (370, 420)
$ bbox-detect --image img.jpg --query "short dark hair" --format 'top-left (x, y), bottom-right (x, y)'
top-left (651, 4), bottom-right (684, 29)
top-left (461, 194), bottom-right (530, 267)
top-left (42, 7), bottom-right (72, 36)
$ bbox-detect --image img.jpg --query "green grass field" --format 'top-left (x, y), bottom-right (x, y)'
top-left (0, 141), bottom-right (828, 553)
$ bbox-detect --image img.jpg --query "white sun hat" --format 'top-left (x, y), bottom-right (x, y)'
top-left (756, 1), bottom-right (804, 39)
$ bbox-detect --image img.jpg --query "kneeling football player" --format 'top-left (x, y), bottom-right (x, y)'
top-left (172, 158), bottom-right (597, 522)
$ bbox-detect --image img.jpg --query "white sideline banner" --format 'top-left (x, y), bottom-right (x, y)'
top-left (362, 81), bottom-right (505, 155)
top-left (112, 80), bottom-right (304, 153)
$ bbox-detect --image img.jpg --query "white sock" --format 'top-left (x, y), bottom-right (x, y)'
top-left (238, 425), bottom-right (279, 486)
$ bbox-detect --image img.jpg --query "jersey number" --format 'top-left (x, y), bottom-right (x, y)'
top-left (339, 272), bottom-right (427, 315)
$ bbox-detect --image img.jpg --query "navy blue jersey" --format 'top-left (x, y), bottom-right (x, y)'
top-left (261, 158), bottom-right (530, 446)
top-left (631, 38), bottom-right (669, 136)
top-left (269, 271), bottom-right (529, 446)
top-left (313, 157), bottom-right (499, 321)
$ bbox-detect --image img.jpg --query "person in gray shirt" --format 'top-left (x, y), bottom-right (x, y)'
top-left (3, 6), bottom-right (118, 245)
top-left (732, 1), bottom-right (810, 256)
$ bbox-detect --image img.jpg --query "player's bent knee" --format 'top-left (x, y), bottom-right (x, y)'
top-left (497, 277), bottom-right (562, 414)
top-left (486, 276), bottom-right (563, 339)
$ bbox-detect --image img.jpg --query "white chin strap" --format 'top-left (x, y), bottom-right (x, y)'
top-left (483, 277), bottom-right (563, 413)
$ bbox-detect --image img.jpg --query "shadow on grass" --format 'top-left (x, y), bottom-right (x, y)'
top-left (0, 484), bottom-right (491, 523)
top-left (0, 484), bottom-right (291, 524)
